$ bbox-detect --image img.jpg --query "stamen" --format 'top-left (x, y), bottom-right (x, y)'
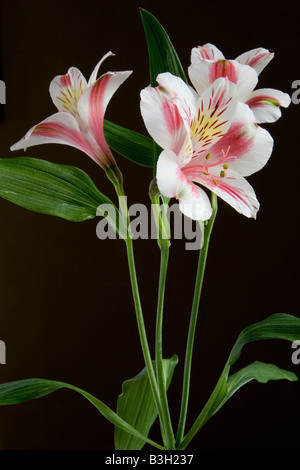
top-left (205, 153), bottom-right (211, 160)
top-left (223, 164), bottom-right (229, 169)
top-left (220, 170), bottom-right (226, 178)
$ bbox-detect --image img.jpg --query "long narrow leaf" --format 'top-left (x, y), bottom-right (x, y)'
top-left (0, 157), bottom-right (117, 223)
top-left (140, 9), bottom-right (187, 173)
top-left (115, 355), bottom-right (178, 450)
top-left (216, 361), bottom-right (297, 414)
top-left (0, 378), bottom-right (164, 450)
top-left (179, 313), bottom-right (300, 449)
top-left (227, 313), bottom-right (300, 367)
top-left (104, 120), bottom-right (154, 168)
top-left (140, 9), bottom-right (187, 86)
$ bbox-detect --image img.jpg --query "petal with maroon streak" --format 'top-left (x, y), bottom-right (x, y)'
top-left (235, 47), bottom-right (274, 75)
top-left (50, 67), bottom-right (87, 115)
top-left (246, 88), bottom-right (291, 123)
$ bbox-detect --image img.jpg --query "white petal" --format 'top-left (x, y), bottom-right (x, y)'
top-left (191, 44), bottom-right (225, 62)
top-left (49, 67), bottom-right (87, 115)
top-left (231, 61), bottom-right (258, 102)
top-left (235, 48), bottom-right (274, 75)
top-left (77, 70), bottom-right (132, 150)
top-left (188, 60), bottom-right (258, 102)
top-left (156, 149), bottom-right (180, 198)
top-left (179, 184), bottom-right (212, 221)
top-left (246, 88), bottom-right (292, 123)
top-left (156, 149), bottom-right (212, 221)
top-left (10, 112), bottom-right (99, 162)
top-left (87, 51), bottom-right (115, 86)
top-left (192, 169), bottom-right (259, 218)
top-left (188, 61), bottom-right (212, 96)
top-left (156, 72), bottom-right (199, 112)
top-left (140, 73), bottom-right (196, 156)
top-left (80, 70), bottom-right (132, 119)
top-left (232, 124), bottom-right (273, 176)
top-left (190, 77), bottom-right (238, 157)
top-left (202, 102), bottom-right (274, 177)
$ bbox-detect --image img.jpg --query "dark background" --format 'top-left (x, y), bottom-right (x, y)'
top-left (0, 0), bottom-right (299, 451)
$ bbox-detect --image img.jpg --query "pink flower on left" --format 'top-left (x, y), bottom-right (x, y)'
top-left (11, 52), bottom-right (132, 170)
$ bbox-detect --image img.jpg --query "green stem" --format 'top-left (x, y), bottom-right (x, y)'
top-left (175, 193), bottom-right (218, 448)
top-left (107, 166), bottom-right (165, 446)
top-left (155, 240), bottom-right (176, 450)
top-left (177, 368), bottom-right (227, 450)
top-left (125, 236), bottom-right (162, 421)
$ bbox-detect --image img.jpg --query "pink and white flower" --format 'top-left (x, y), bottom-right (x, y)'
top-left (189, 44), bottom-right (291, 123)
top-left (11, 52), bottom-right (132, 170)
top-left (140, 73), bottom-right (274, 220)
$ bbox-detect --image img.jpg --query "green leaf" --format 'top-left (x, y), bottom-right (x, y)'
top-left (104, 120), bottom-right (154, 168)
top-left (115, 354), bottom-right (178, 450)
top-left (140, 9), bottom-right (187, 174)
top-left (179, 313), bottom-right (300, 449)
top-left (0, 378), bottom-right (164, 450)
top-left (0, 157), bottom-right (116, 222)
top-left (227, 361), bottom-right (297, 392)
top-left (217, 361), bottom-right (297, 412)
top-left (140, 9), bottom-right (187, 86)
top-left (227, 313), bottom-right (300, 367)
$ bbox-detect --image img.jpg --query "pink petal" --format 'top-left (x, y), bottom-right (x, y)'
top-left (140, 73), bottom-right (196, 159)
top-left (190, 77), bottom-right (238, 158)
top-left (187, 102), bottom-right (274, 177)
top-left (235, 48), bottom-right (274, 75)
top-left (87, 51), bottom-right (115, 86)
top-left (189, 60), bottom-right (258, 102)
top-left (77, 70), bottom-right (132, 157)
top-left (209, 60), bottom-right (238, 84)
top-left (191, 44), bottom-right (225, 62)
top-left (190, 168), bottom-right (259, 218)
top-left (245, 88), bottom-right (291, 123)
top-left (50, 67), bottom-right (87, 115)
top-left (156, 149), bottom-right (212, 221)
top-left (10, 112), bottom-right (108, 167)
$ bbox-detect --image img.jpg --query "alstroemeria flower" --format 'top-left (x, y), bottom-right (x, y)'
top-left (11, 52), bottom-right (132, 169)
top-left (141, 73), bottom-right (273, 220)
top-left (189, 44), bottom-right (291, 123)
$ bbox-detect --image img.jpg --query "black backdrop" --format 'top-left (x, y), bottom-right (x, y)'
top-left (0, 0), bottom-right (299, 451)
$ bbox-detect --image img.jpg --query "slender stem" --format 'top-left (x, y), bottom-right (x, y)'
top-left (175, 193), bottom-right (218, 447)
top-left (107, 166), bottom-right (165, 446)
top-left (155, 240), bottom-right (176, 450)
top-left (177, 367), bottom-right (227, 450)
top-left (125, 236), bottom-right (162, 420)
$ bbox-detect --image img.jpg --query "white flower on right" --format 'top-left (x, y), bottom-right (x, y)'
top-left (141, 73), bottom-right (274, 221)
top-left (189, 44), bottom-right (291, 123)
